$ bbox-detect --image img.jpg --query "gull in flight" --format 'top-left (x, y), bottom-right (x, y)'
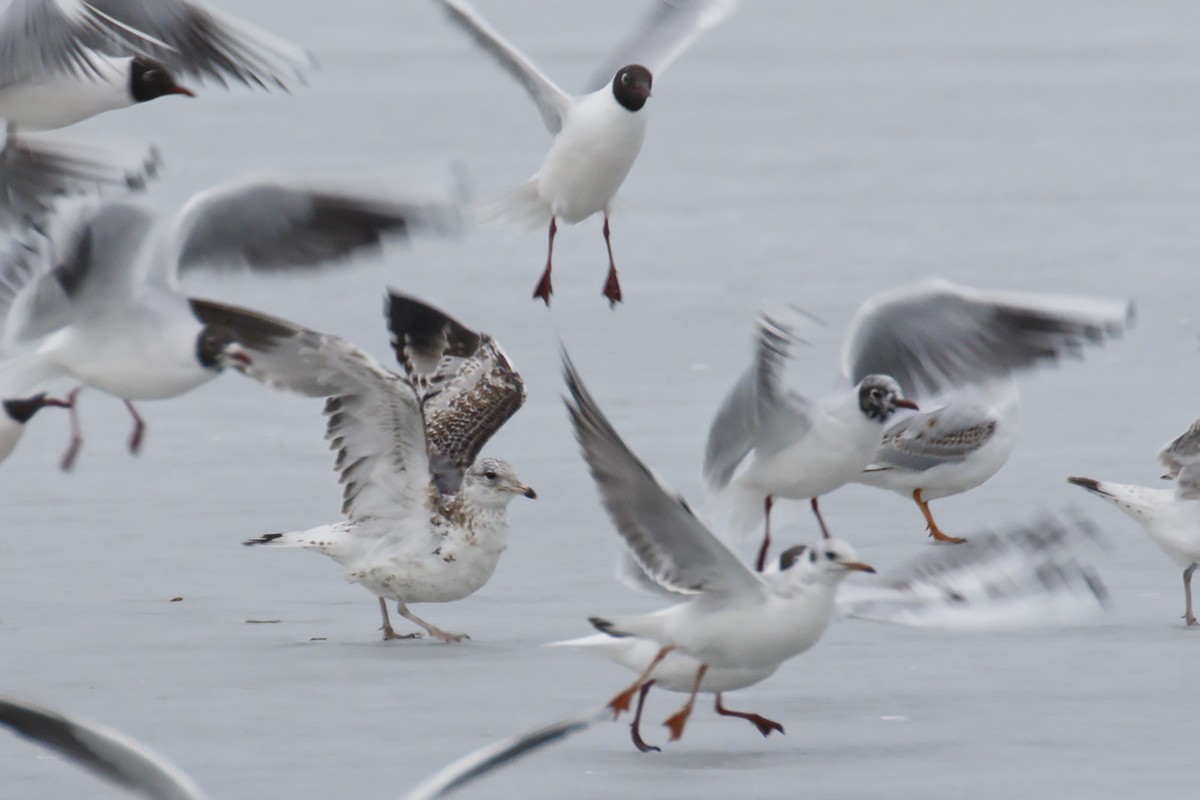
top-left (436, 0), bottom-right (737, 305)
top-left (0, 176), bottom-right (461, 468)
top-left (244, 293), bottom-right (535, 642)
top-left (1069, 419), bottom-right (1200, 626)
top-left (562, 349), bottom-right (874, 742)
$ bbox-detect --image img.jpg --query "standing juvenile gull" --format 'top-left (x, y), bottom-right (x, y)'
top-left (1070, 427), bottom-right (1200, 627)
top-left (0, 176), bottom-right (461, 468)
top-left (0, 0), bottom-right (313, 227)
top-left (244, 293), bottom-right (534, 642)
top-left (563, 350), bottom-right (874, 741)
top-left (436, 0), bottom-right (736, 305)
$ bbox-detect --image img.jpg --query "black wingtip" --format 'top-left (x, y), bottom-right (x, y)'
top-left (1066, 476), bottom-right (1102, 493)
top-left (243, 533), bottom-right (285, 547)
top-left (385, 291), bottom-right (480, 363)
top-left (588, 617), bottom-right (630, 638)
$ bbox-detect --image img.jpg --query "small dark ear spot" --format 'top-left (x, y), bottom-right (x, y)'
top-left (778, 545), bottom-right (808, 570)
top-left (808, 550), bottom-right (817, 563)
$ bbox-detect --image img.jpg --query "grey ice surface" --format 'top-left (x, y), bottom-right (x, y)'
top-left (3, 1), bottom-right (1199, 799)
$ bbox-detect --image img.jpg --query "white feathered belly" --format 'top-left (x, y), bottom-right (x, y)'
top-left (352, 531), bottom-right (508, 604)
top-left (742, 418), bottom-right (880, 500)
top-left (0, 61), bottom-right (130, 130)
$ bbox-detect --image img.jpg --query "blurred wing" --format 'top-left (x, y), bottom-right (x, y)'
top-left (402, 706), bottom-right (608, 800)
top-left (840, 278), bottom-right (1134, 398)
top-left (436, 0), bottom-right (572, 134)
top-left (1174, 464), bottom-right (1200, 501)
top-left (0, 198), bottom-right (155, 345)
top-left (1158, 417), bottom-right (1200, 479)
top-left (387, 292), bottom-right (525, 493)
top-left (703, 312), bottom-right (812, 489)
top-left (0, 695), bottom-right (207, 800)
top-left (839, 513), bottom-right (1109, 629)
top-left (866, 404), bottom-right (996, 473)
top-left (587, 0), bottom-right (739, 90)
top-left (563, 350), bottom-right (762, 598)
top-left (160, 178), bottom-right (462, 288)
top-left (86, 0), bottom-right (313, 88)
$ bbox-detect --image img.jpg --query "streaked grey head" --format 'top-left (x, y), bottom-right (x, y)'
top-left (798, 538), bottom-right (877, 580)
top-left (194, 326), bottom-right (251, 371)
top-left (129, 57), bottom-right (195, 103)
top-left (857, 375), bottom-right (917, 423)
top-left (612, 64), bottom-right (652, 112)
top-left (462, 457), bottom-right (537, 508)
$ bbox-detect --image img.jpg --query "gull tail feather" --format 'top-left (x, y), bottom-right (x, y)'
top-left (470, 179), bottom-right (549, 231)
top-left (242, 525), bottom-right (347, 557)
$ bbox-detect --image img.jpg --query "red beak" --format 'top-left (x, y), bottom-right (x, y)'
top-left (171, 85), bottom-right (196, 98)
top-left (894, 398), bottom-right (919, 410)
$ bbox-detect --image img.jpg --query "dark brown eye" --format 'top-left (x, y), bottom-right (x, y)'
top-left (484, 470), bottom-right (497, 480)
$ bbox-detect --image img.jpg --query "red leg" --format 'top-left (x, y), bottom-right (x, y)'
top-left (124, 400), bottom-right (146, 455)
top-left (714, 693), bottom-right (785, 738)
top-left (754, 495), bottom-right (773, 572)
top-left (532, 217), bottom-right (556, 305)
top-left (58, 387), bottom-right (84, 472)
top-left (601, 215), bottom-right (622, 306)
top-left (811, 497), bottom-right (832, 540)
top-left (630, 680), bottom-right (661, 753)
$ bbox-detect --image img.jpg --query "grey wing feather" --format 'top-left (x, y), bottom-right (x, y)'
top-left (1, 198), bottom-right (155, 345)
top-left (387, 292), bottom-right (524, 493)
top-left (1158, 417), bottom-right (1200, 479)
top-left (586, 0), bottom-right (739, 91)
top-left (563, 350), bottom-right (762, 598)
top-left (841, 278), bottom-right (1133, 398)
top-left (0, 695), bottom-right (207, 800)
top-left (85, 0), bottom-right (313, 88)
top-left (402, 706), bottom-right (609, 800)
top-left (163, 179), bottom-right (461, 287)
top-left (703, 312), bottom-right (811, 489)
top-left (868, 404), bottom-right (997, 473)
top-left (1173, 464), bottom-right (1200, 501)
top-left (435, 0), bottom-right (572, 134)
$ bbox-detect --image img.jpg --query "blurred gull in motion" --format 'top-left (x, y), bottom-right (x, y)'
top-left (244, 293), bottom-right (535, 642)
top-left (0, 176), bottom-right (461, 467)
top-left (436, 0), bottom-right (737, 305)
top-left (0, 0), bottom-right (314, 226)
top-left (0, 392), bottom-right (71, 462)
top-left (0, 693), bottom-right (604, 800)
top-left (1070, 424), bottom-right (1200, 626)
top-left (563, 349), bottom-right (874, 742)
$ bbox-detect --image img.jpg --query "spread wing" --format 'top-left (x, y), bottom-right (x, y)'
top-left (703, 311), bottom-right (812, 489)
top-left (1158, 417), bottom-right (1200, 479)
top-left (387, 292), bottom-right (524, 493)
top-left (0, 198), bottom-right (155, 346)
top-left (840, 278), bottom-right (1134, 399)
top-left (586, 0), bottom-right (740, 91)
top-left (435, 0), bottom-right (572, 134)
top-left (0, 695), bottom-right (207, 800)
top-left (564, 349), bottom-right (763, 598)
top-left (158, 177), bottom-right (462, 289)
top-left (85, 0), bottom-right (313, 89)
top-left (866, 404), bottom-right (997, 473)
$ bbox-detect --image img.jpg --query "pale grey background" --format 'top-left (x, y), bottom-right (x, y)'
top-left (3, 1), bottom-right (1198, 798)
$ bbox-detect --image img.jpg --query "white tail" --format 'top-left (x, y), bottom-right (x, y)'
top-left (471, 179), bottom-right (549, 231)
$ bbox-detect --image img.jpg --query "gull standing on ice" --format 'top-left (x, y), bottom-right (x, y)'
top-left (563, 350), bottom-right (874, 741)
top-left (704, 311), bottom-right (916, 570)
top-left (436, 0), bottom-right (737, 305)
top-left (1069, 421), bottom-right (1200, 626)
top-left (0, 693), bottom-right (603, 800)
top-left (0, 177), bottom-right (461, 468)
top-left (0, 0), bottom-right (313, 226)
top-left (244, 293), bottom-right (535, 642)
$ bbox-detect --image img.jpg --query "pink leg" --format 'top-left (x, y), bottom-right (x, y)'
top-left (601, 215), bottom-right (622, 306)
top-left (124, 400), bottom-right (146, 455)
top-left (532, 217), bottom-right (557, 306)
top-left (714, 693), bottom-right (785, 738)
top-left (754, 495), bottom-right (773, 572)
top-left (58, 388), bottom-right (84, 472)
top-left (1184, 564), bottom-right (1197, 626)
top-left (629, 680), bottom-right (661, 753)
top-left (811, 497), bottom-right (832, 540)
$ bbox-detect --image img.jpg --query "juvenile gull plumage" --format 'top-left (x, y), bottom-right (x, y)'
top-left (243, 293), bottom-right (534, 642)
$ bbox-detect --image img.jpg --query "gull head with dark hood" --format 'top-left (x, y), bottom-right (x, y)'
top-left (462, 457), bottom-right (537, 509)
top-left (128, 57), bottom-right (196, 104)
top-left (612, 64), bottom-right (653, 112)
top-left (857, 375), bottom-right (918, 423)
top-left (194, 325), bottom-right (251, 371)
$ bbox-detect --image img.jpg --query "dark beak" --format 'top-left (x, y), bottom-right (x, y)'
top-left (522, 486), bottom-right (538, 500)
top-left (171, 85), bottom-right (196, 98)
top-left (894, 398), bottom-right (919, 411)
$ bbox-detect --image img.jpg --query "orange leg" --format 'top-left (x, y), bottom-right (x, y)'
top-left (607, 645), bottom-right (674, 718)
top-left (663, 663), bottom-right (708, 741)
top-left (913, 489), bottom-right (966, 544)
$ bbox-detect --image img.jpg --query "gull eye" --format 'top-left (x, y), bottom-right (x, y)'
top-left (621, 72), bottom-right (630, 84)
top-left (824, 551), bottom-right (836, 560)
top-left (484, 470), bottom-right (497, 480)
